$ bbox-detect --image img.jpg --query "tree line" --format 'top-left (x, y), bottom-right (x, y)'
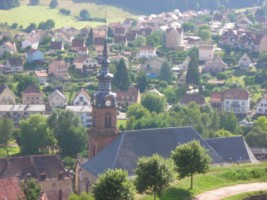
top-left (98, 0), bottom-right (264, 13)
top-left (0, 0), bottom-right (20, 10)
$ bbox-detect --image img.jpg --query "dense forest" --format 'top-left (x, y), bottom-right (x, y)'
top-left (0, 0), bottom-right (20, 10)
top-left (74, 0), bottom-right (264, 13)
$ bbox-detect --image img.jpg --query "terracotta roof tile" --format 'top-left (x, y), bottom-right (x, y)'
top-left (22, 84), bottom-right (41, 94)
top-left (0, 177), bottom-right (24, 200)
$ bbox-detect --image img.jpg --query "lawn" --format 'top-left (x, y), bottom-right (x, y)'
top-left (138, 162), bottom-right (267, 200)
top-left (117, 119), bottom-right (127, 129)
top-left (0, 0), bottom-right (138, 29)
top-left (0, 143), bottom-right (20, 157)
top-left (223, 190), bottom-right (267, 200)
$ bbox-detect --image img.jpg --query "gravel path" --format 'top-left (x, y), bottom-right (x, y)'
top-left (194, 182), bottom-right (267, 200)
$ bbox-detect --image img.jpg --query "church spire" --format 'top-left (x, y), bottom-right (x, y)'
top-left (102, 39), bottom-right (108, 64)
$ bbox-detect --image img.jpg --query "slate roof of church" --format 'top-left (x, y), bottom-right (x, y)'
top-left (205, 136), bottom-right (258, 163)
top-left (82, 127), bottom-right (225, 176)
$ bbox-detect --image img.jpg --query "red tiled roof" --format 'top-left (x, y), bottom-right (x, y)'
top-left (116, 87), bottom-right (140, 102)
top-left (35, 71), bottom-right (48, 77)
top-left (210, 92), bottom-right (223, 102)
top-left (0, 177), bottom-right (24, 200)
top-left (223, 88), bottom-right (249, 100)
top-left (50, 41), bottom-right (63, 50)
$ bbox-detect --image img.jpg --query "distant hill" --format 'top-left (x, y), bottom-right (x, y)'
top-left (87, 0), bottom-right (263, 13)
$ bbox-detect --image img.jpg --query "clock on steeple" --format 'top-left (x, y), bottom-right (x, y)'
top-left (88, 38), bottom-right (119, 159)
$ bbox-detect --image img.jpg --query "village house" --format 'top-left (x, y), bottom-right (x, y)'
top-left (74, 55), bottom-right (99, 73)
top-left (72, 38), bottom-right (86, 52)
top-left (0, 42), bottom-right (17, 57)
top-left (0, 104), bottom-right (46, 125)
top-left (26, 49), bottom-right (44, 63)
top-left (114, 26), bottom-right (126, 36)
top-left (136, 46), bottom-right (157, 59)
top-left (0, 84), bottom-right (16, 104)
top-left (180, 93), bottom-right (206, 106)
top-left (49, 41), bottom-right (64, 53)
top-left (256, 94), bottom-right (267, 115)
top-left (165, 27), bottom-right (184, 49)
top-left (0, 177), bottom-right (24, 200)
top-left (93, 37), bottom-right (105, 56)
top-left (116, 87), bottom-right (141, 108)
top-left (203, 55), bottom-right (227, 74)
top-left (0, 155), bottom-right (72, 199)
top-left (238, 53), bottom-right (252, 70)
top-left (72, 89), bottom-right (91, 106)
top-left (140, 57), bottom-right (165, 78)
top-left (4, 57), bottom-right (23, 74)
top-left (34, 71), bottom-right (48, 85)
top-left (199, 42), bottom-right (214, 62)
top-left (66, 106), bottom-right (92, 127)
top-left (21, 37), bottom-right (39, 50)
top-left (22, 84), bottom-right (44, 105)
top-left (126, 32), bottom-right (138, 43)
top-left (53, 32), bottom-right (75, 44)
top-left (210, 88), bottom-right (250, 114)
top-left (48, 90), bottom-right (67, 110)
top-left (48, 60), bottom-right (69, 79)
top-left (114, 35), bottom-right (128, 45)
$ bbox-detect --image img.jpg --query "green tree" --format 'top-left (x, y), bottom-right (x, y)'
top-left (209, 129), bottom-right (234, 138)
top-left (146, 31), bottom-right (162, 47)
top-left (80, 9), bottom-right (89, 20)
top-left (186, 54), bottom-right (200, 85)
top-left (136, 71), bottom-right (148, 93)
top-left (29, 0), bottom-right (39, 5)
top-left (69, 192), bottom-right (93, 200)
top-left (0, 116), bottom-right (14, 156)
top-left (135, 154), bottom-right (173, 200)
top-left (134, 35), bottom-right (146, 48)
top-left (48, 110), bottom-right (87, 157)
top-left (126, 104), bottom-right (150, 119)
top-left (19, 114), bottom-right (54, 155)
top-left (113, 58), bottom-right (131, 91)
top-left (21, 178), bottom-right (41, 200)
top-left (86, 28), bottom-right (94, 47)
top-left (159, 62), bottom-right (173, 83)
top-left (38, 19), bottom-right (55, 30)
top-left (198, 29), bottom-right (211, 41)
top-left (182, 22), bottom-right (195, 32)
top-left (141, 92), bottom-right (166, 113)
top-left (49, 0), bottom-right (58, 8)
top-left (24, 23), bottom-right (37, 33)
top-left (219, 112), bottom-right (239, 133)
top-left (245, 126), bottom-right (267, 148)
top-left (92, 169), bottom-right (135, 200)
top-left (254, 116), bottom-right (267, 131)
top-left (171, 140), bottom-right (211, 189)
top-left (16, 74), bottom-right (39, 95)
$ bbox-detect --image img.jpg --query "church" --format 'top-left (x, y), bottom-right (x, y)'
top-left (75, 39), bottom-right (257, 193)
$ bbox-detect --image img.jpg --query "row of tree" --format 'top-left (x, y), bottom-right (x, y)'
top-left (99, 0), bottom-right (264, 13)
top-left (0, 0), bottom-right (19, 10)
top-left (127, 101), bottom-right (241, 137)
top-left (0, 110), bottom-right (87, 157)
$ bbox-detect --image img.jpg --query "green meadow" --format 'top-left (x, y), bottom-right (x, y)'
top-left (0, 0), bottom-right (139, 29)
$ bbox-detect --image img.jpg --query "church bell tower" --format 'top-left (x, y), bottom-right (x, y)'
top-left (89, 39), bottom-right (118, 159)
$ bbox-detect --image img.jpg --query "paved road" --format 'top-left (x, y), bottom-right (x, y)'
top-left (194, 182), bottom-right (267, 200)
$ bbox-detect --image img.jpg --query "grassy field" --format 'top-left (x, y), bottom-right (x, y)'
top-left (0, 143), bottom-right (20, 157)
top-left (138, 162), bottom-right (267, 200)
top-left (223, 190), bottom-right (267, 200)
top-left (0, 0), bottom-right (139, 29)
top-left (117, 119), bottom-right (127, 129)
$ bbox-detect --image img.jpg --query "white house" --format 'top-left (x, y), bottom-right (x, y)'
top-left (199, 43), bottom-right (214, 62)
top-left (21, 38), bottom-right (39, 50)
top-left (73, 89), bottom-right (91, 106)
top-left (73, 55), bottom-right (99, 73)
top-left (256, 94), bottom-right (267, 115)
top-left (238, 53), bottom-right (252, 70)
top-left (4, 57), bottom-right (23, 74)
top-left (0, 42), bottom-right (17, 57)
top-left (66, 106), bottom-right (92, 127)
top-left (34, 71), bottom-right (48, 85)
top-left (223, 89), bottom-right (250, 114)
top-left (0, 104), bottom-right (45, 126)
top-left (26, 49), bottom-right (44, 63)
top-left (48, 90), bottom-right (67, 109)
top-left (137, 46), bottom-right (157, 59)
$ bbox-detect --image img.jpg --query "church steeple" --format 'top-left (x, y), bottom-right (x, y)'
top-left (89, 37), bottom-right (118, 159)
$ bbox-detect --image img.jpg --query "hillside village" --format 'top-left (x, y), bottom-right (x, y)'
top-left (0, 1), bottom-right (267, 200)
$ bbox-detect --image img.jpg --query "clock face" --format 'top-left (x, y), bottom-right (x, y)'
top-left (105, 100), bottom-right (111, 106)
